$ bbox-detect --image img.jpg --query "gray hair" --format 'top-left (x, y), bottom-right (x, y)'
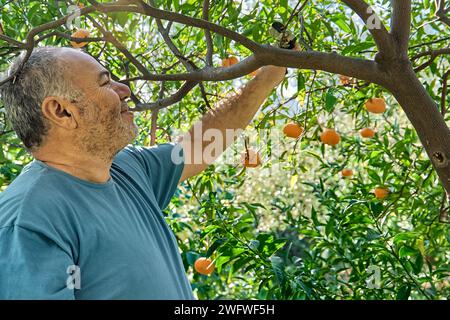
top-left (0, 46), bottom-right (82, 152)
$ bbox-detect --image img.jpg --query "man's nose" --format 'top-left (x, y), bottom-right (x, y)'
top-left (114, 81), bottom-right (131, 101)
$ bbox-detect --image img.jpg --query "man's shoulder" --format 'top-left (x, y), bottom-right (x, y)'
top-left (0, 161), bottom-right (66, 228)
top-left (112, 142), bottom-right (181, 176)
top-left (114, 143), bottom-right (182, 167)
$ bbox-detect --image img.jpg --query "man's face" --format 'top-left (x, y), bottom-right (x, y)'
top-left (59, 48), bottom-right (138, 161)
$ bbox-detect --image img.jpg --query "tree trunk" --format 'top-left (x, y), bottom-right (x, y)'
top-left (387, 63), bottom-right (450, 195)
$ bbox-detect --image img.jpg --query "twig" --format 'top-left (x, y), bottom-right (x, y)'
top-left (441, 69), bottom-right (450, 115)
top-left (412, 48), bottom-right (450, 72)
top-left (202, 0), bottom-right (214, 67)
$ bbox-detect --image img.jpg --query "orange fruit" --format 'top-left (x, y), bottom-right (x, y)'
top-left (222, 56), bottom-right (238, 67)
top-left (341, 168), bottom-right (353, 178)
top-left (228, 56), bottom-right (238, 66)
top-left (374, 187), bottom-right (389, 200)
top-left (194, 257), bottom-right (215, 275)
top-left (283, 122), bottom-right (303, 139)
top-left (360, 127), bottom-right (376, 138)
top-left (365, 98), bottom-right (386, 114)
top-left (339, 75), bottom-right (351, 85)
top-left (320, 129), bottom-right (340, 146)
top-left (70, 29), bottom-right (90, 48)
top-left (241, 148), bottom-right (261, 168)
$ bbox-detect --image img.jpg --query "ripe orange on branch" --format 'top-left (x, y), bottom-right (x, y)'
top-left (341, 169), bottom-right (353, 178)
top-left (70, 29), bottom-right (90, 48)
top-left (222, 56), bottom-right (239, 67)
top-left (320, 129), bottom-right (340, 146)
top-left (194, 257), bottom-right (215, 275)
top-left (339, 75), bottom-right (351, 85)
top-left (374, 187), bottom-right (389, 200)
top-left (360, 128), bottom-right (376, 138)
top-left (365, 98), bottom-right (386, 114)
top-left (283, 122), bottom-right (303, 139)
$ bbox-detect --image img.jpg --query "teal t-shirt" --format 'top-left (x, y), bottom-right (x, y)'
top-left (0, 143), bottom-right (194, 300)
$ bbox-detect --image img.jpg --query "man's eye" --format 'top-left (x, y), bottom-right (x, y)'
top-left (102, 79), bottom-right (111, 86)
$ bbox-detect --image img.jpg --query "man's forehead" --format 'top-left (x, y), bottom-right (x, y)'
top-left (58, 48), bottom-right (107, 81)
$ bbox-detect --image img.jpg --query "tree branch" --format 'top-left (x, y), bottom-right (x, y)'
top-left (341, 0), bottom-right (394, 55)
top-left (0, 5), bottom-right (97, 86)
top-left (202, 0), bottom-right (214, 67)
top-left (441, 69), bottom-right (450, 115)
top-left (436, 0), bottom-right (450, 27)
top-left (132, 81), bottom-right (198, 111)
top-left (412, 48), bottom-right (450, 72)
top-left (0, 34), bottom-right (27, 48)
top-left (258, 46), bottom-right (384, 85)
top-left (86, 15), bottom-right (153, 79)
top-left (93, 1), bottom-right (263, 53)
top-left (150, 108), bottom-right (159, 146)
top-left (1, 0), bottom-right (385, 107)
top-left (391, 0), bottom-right (411, 56)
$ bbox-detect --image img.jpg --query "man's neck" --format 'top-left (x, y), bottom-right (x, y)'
top-left (33, 148), bottom-right (112, 184)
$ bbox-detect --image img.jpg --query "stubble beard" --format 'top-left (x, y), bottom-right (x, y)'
top-left (77, 103), bottom-right (139, 162)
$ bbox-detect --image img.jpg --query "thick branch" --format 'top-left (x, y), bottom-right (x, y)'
top-left (258, 46), bottom-right (384, 85)
top-left (341, 0), bottom-right (393, 55)
top-left (391, 0), bottom-right (411, 56)
top-left (120, 49), bottom-right (383, 86)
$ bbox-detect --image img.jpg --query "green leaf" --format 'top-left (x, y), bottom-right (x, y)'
top-left (297, 72), bottom-right (305, 92)
top-left (396, 284), bottom-right (411, 300)
top-left (206, 238), bottom-right (227, 257)
top-left (325, 89), bottom-right (337, 112)
top-left (185, 251), bottom-right (200, 266)
top-left (399, 246), bottom-right (419, 258)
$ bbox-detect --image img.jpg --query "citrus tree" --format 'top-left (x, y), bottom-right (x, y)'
top-left (1, 0), bottom-right (449, 299)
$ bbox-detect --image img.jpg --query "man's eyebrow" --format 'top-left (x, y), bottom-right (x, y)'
top-left (98, 70), bottom-right (111, 82)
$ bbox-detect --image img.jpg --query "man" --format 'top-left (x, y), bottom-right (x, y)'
top-left (0, 46), bottom-right (286, 299)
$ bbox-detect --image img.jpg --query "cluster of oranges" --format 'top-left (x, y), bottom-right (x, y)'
top-left (191, 88), bottom-right (389, 278)
top-left (323, 98), bottom-right (388, 199)
top-left (241, 97), bottom-right (389, 199)
top-left (320, 98), bottom-right (386, 145)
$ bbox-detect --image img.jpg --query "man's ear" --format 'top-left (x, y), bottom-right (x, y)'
top-left (41, 96), bottom-right (79, 130)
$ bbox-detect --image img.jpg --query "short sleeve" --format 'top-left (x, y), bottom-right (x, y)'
top-left (0, 225), bottom-right (76, 300)
top-left (114, 142), bottom-right (185, 210)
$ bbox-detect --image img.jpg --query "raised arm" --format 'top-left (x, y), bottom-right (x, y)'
top-left (177, 65), bottom-right (286, 182)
